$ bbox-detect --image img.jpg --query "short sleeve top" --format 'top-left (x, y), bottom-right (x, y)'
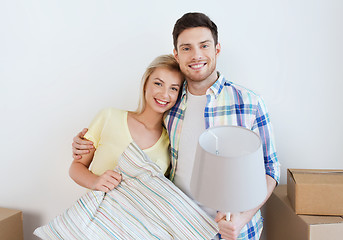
top-left (84, 108), bottom-right (170, 175)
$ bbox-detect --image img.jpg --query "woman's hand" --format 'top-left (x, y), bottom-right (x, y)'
top-left (92, 170), bottom-right (122, 192)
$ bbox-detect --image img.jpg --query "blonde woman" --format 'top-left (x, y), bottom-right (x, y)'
top-left (69, 54), bottom-right (183, 192)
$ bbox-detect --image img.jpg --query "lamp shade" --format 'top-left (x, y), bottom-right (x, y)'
top-left (190, 125), bottom-right (267, 213)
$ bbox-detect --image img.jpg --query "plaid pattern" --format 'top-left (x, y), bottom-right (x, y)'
top-left (165, 73), bottom-right (280, 239)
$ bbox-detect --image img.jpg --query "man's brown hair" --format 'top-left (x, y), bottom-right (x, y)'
top-left (172, 12), bottom-right (218, 50)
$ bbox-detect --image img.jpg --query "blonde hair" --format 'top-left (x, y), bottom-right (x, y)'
top-left (135, 54), bottom-right (183, 114)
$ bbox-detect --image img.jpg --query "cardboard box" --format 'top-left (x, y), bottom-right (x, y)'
top-left (264, 185), bottom-right (343, 240)
top-left (0, 207), bottom-right (23, 240)
top-left (287, 169), bottom-right (343, 215)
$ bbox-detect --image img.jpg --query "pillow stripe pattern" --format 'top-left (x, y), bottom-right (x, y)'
top-left (34, 142), bottom-right (218, 239)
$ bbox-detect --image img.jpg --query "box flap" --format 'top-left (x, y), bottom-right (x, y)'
top-left (290, 169), bottom-right (343, 185)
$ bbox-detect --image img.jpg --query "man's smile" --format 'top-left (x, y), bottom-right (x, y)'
top-left (189, 62), bottom-right (207, 70)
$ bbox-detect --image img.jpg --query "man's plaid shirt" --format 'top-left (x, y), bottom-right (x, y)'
top-left (164, 73), bottom-right (280, 239)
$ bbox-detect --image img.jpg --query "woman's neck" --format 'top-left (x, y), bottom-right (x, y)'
top-left (130, 109), bottom-right (163, 131)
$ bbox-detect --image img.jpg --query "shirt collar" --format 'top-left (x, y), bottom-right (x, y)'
top-left (207, 72), bottom-right (226, 98)
top-left (180, 71), bottom-right (228, 101)
top-left (180, 80), bottom-right (188, 99)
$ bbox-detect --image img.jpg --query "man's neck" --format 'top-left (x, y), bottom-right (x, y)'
top-left (186, 70), bottom-right (219, 96)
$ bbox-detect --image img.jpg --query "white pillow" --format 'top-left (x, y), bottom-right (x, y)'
top-left (34, 142), bottom-right (218, 239)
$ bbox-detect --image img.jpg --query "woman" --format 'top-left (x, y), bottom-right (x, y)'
top-left (35, 55), bottom-right (218, 240)
top-left (69, 54), bottom-right (184, 192)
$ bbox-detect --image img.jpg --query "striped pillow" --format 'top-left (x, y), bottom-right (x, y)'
top-left (34, 142), bottom-right (218, 239)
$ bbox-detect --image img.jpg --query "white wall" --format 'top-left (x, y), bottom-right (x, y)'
top-left (1, 0), bottom-right (342, 239)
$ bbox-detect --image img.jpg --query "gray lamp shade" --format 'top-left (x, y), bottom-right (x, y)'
top-left (190, 125), bottom-right (267, 213)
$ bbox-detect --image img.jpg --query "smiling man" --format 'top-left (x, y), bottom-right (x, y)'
top-left (165, 13), bottom-right (280, 240)
top-left (173, 26), bottom-right (219, 94)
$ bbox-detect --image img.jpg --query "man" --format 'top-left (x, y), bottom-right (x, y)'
top-left (73, 12), bottom-right (280, 240)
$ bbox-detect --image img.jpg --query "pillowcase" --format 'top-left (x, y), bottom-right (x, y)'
top-left (34, 142), bottom-right (218, 239)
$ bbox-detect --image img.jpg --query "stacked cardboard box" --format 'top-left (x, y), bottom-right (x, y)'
top-left (0, 207), bottom-right (23, 240)
top-left (287, 169), bottom-right (343, 215)
top-left (264, 169), bottom-right (343, 240)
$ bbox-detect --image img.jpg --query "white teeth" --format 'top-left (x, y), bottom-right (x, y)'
top-left (190, 63), bottom-right (205, 69)
top-left (156, 99), bottom-right (168, 105)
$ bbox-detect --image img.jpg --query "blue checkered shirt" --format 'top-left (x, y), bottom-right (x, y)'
top-left (164, 73), bottom-right (280, 239)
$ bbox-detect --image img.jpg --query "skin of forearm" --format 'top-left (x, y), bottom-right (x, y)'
top-left (69, 162), bottom-right (98, 190)
top-left (261, 174), bottom-right (277, 209)
top-left (69, 147), bottom-right (97, 189)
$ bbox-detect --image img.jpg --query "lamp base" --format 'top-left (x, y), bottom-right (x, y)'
top-left (214, 212), bottom-right (231, 240)
top-left (226, 211), bottom-right (231, 221)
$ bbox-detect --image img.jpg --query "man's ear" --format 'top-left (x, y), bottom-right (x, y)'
top-left (173, 49), bottom-right (179, 63)
top-left (215, 43), bottom-right (221, 56)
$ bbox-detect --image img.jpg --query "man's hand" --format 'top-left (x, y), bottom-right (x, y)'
top-left (215, 175), bottom-right (277, 240)
top-left (92, 170), bottom-right (122, 192)
top-left (215, 212), bottom-right (251, 240)
top-left (72, 128), bottom-right (94, 160)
